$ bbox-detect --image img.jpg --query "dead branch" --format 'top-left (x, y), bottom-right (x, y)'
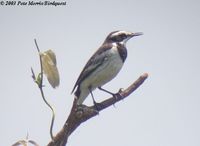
top-left (47, 73), bottom-right (148, 146)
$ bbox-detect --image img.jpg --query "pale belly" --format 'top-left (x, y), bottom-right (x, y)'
top-left (77, 47), bottom-right (124, 104)
top-left (80, 53), bottom-right (123, 91)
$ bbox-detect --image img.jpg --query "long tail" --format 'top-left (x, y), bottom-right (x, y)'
top-left (75, 95), bottom-right (85, 105)
top-left (73, 88), bottom-right (90, 105)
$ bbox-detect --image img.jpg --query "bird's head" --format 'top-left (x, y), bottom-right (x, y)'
top-left (104, 30), bottom-right (143, 45)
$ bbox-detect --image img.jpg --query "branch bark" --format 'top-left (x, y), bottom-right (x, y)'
top-left (47, 73), bottom-right (148, 146)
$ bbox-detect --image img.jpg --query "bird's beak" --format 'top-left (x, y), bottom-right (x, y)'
top-left (124, 31), bottom-right (143, 43)
top-left (131, 32), bottom-right (143, 37)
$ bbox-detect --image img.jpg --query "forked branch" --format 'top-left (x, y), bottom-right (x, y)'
top-left (47, 73), bottom-right (148, 146)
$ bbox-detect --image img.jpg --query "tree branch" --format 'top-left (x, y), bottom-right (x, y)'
top-left (47, 73), bottom-right (148, 146)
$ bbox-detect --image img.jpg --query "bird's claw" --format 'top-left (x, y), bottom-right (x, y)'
top-left (93, 101), bottom-right (102, 113)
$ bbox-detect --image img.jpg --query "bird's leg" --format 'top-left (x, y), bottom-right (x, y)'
top-left (98, 86), bottom-right (120, 101)
top-left (88, 86), bottom-right (100, 111)
top-left (89, 87), bottom-right (96, 105)
top-left (98, 86), bottom-right (115, 96)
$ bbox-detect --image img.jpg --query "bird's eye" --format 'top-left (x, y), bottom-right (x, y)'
top-left (120, 34), bottom-right (127, 39)
top-left (110, 33), bottom-right (127, 42)
top-left (115, 34), bottom-right (127, 42)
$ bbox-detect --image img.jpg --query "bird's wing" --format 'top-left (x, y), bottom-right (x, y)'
top-left (71, 44), bottom-right (112, 94)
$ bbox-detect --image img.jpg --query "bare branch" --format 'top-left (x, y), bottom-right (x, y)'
top-left (47, 73), bottom-right (148, 146)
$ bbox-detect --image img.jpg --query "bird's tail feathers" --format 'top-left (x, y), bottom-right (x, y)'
top-left (73, 95), bottom-right (82, 105)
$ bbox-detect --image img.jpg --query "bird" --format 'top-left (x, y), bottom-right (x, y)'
top-left (71, 30), bottom-right (143, 105)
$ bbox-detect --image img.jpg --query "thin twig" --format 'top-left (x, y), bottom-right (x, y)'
top-left (34, 39), bottom-right (43, 88)
top-left (33, 39), bottom-right (55, 141)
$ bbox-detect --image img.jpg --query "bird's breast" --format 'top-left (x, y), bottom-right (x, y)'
top-left (80, 46), bottom-right (124, 90)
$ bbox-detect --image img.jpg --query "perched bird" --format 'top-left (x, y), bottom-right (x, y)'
top-left (71, 30), bottom-right (143, 105)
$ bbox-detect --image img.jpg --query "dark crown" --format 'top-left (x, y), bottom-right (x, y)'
top-left (104, 30), bottom-right (133, 43)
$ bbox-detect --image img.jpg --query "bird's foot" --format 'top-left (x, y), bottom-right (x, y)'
top-left (93, 101), bottom-right (102, 113)
top-left (113, 88), bottom-right (124, 101)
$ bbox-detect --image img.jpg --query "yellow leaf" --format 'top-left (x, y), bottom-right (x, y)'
top-left (40, 50), bottom-right (60, 88)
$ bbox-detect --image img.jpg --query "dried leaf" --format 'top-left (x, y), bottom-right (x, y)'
top-left (40, 49), bottom-right (60, 88)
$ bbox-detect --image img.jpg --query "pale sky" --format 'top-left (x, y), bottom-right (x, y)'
top-left (0, 0), bottom-right (200, 146)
